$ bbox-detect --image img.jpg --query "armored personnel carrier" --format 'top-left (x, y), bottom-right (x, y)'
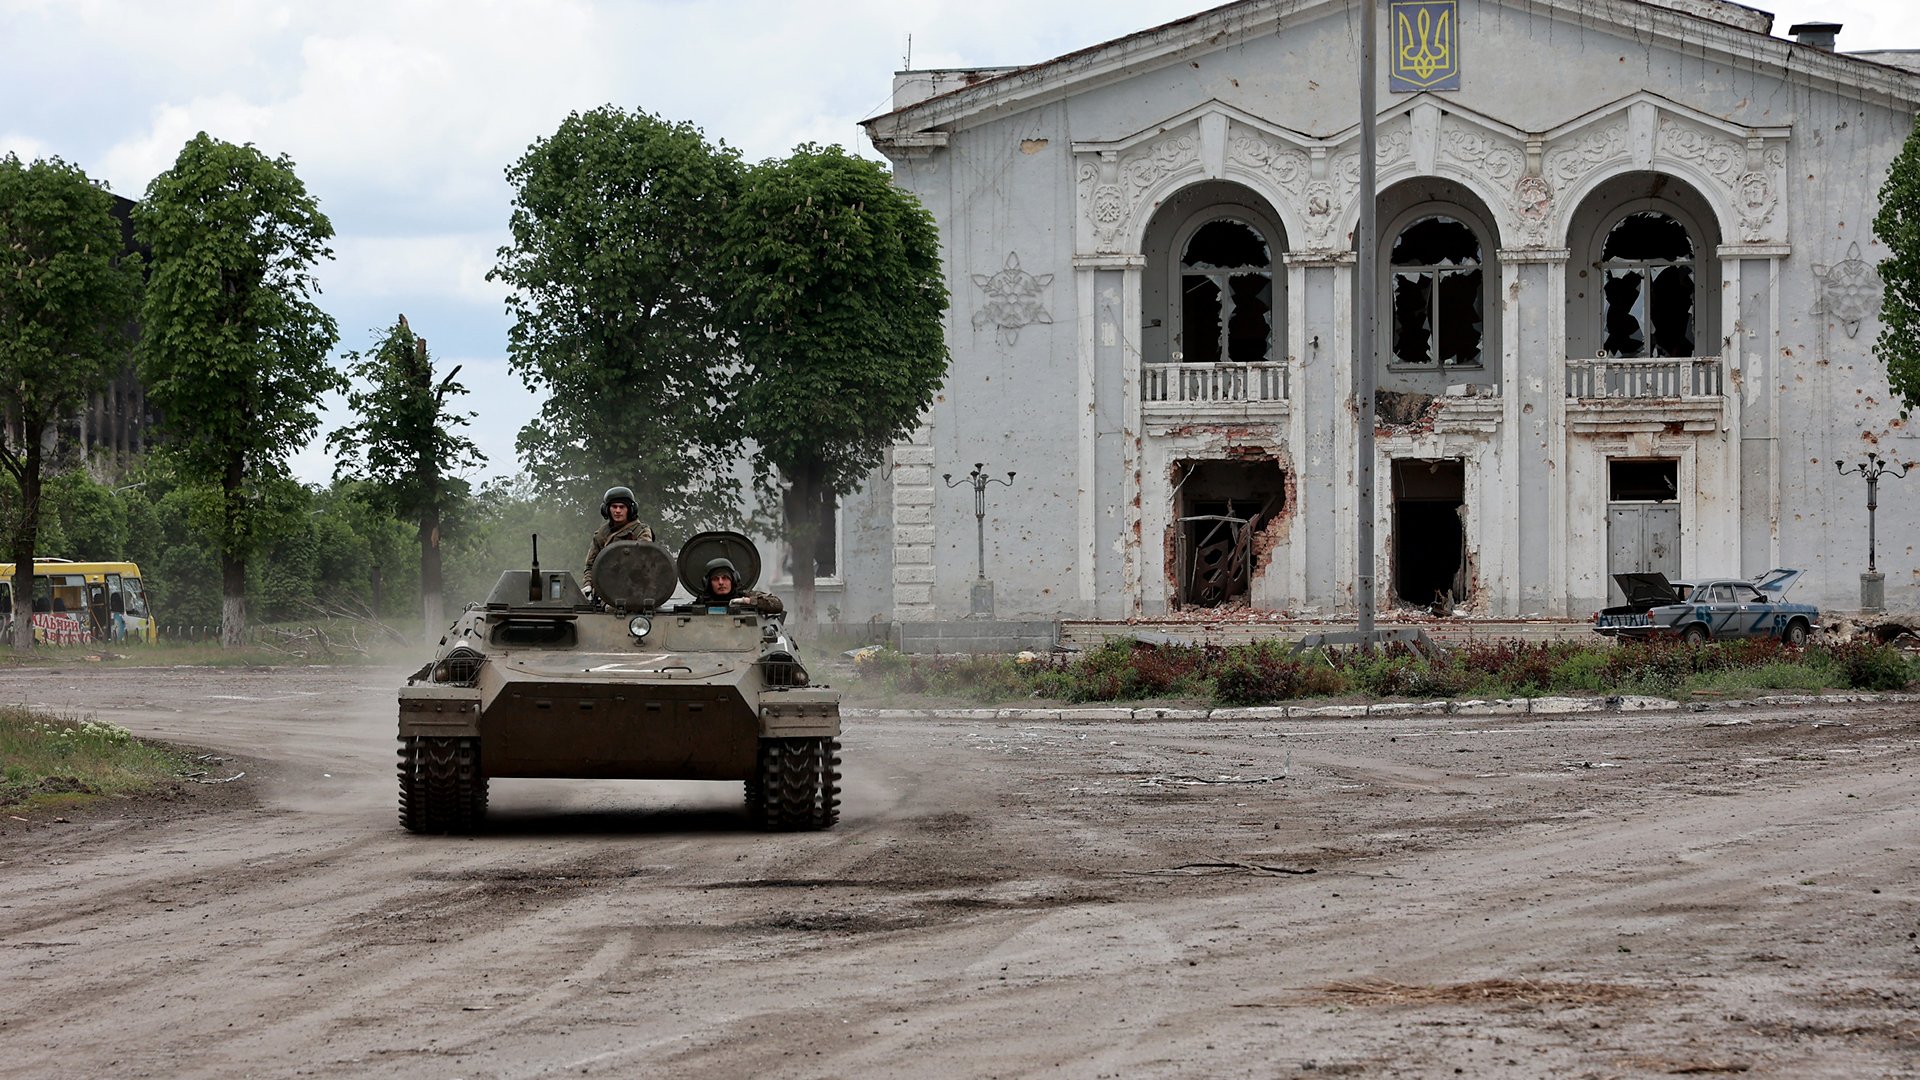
top-left (397, 531), bottom-right (841, 834)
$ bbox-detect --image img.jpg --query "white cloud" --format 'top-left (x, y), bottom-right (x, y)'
top-left (328, 233), bottom-right (509, 310)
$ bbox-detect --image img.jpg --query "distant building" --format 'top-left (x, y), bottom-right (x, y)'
top-left (835, 0), bottom-right (1920, 622)
top-left (3, 193), bottom-right (152, 481)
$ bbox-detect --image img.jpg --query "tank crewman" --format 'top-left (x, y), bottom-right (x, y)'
top-left (695, 557), bottom-right (783, 615)
top-left (583, 486), bottom-right (655, 595)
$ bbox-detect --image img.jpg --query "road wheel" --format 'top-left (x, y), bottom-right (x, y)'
top-left (398, 735), bottom-right (488, 834)
top-left (1681, 623), bottom-right (1710, 646)
top-left (754, 737), bottom-right (841, 831)
top-left (1782, 619), bottom-right (1810, 647)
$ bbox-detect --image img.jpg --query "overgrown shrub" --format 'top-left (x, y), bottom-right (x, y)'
top-left (844, 633), bottom-right (1916, 707)
top-left (1816, 640), bottom-right (1915, 691)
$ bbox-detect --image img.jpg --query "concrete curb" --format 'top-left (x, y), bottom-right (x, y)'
top-left (840, 691), bottom-right (1920, 723)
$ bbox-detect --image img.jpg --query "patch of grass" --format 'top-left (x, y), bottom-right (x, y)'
top-left (0, 630), bottom-right (394, 668)
top-left (844, 635), bottom-right (1918, 707)
top-left (0, 706), bottom-right (199, 810)
top-left (1682, 662), bottom-right (1830, 695)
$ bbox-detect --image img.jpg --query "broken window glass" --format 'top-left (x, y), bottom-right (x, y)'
top-left (1182, 277), bottom-right (1224, 365)
top-left (1601, 212), bottom-right (1694, 357)
top-left (1389, 216), bottom-right (1482, 366)
top-left (1179, 218), bottom-right (1272, 365)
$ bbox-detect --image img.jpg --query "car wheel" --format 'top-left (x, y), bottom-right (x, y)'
top-left (1782, 619), bottom-right (1809, 647)
top-left (1681, 623), bottom-right (1709, 646)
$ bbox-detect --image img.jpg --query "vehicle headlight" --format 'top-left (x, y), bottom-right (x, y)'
top-left (627, 614), bottom-right (652, 640)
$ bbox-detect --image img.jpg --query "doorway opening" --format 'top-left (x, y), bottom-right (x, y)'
top-left (1170, 459), bottom-right (1287, 608)
top-left (1391, 458), bottom-right (1468, 608)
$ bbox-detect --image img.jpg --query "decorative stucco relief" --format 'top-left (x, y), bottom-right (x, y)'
top-left (1543, 122), bottom-right (1628, 188)
top-left (1514, 174), bottom-right (1555, 246)
top-left (1224, 130), bottom-right (1324, 243)
top-left (1812, 241), bottom-right (1881, 339)
top-left (1656, 119), bottom-right (1785, 243)
top-left (1075, 132), bottom-right (1200, 254)
top-left (1440, 122), bottom-right (1524, 186)
top-left (971, 251), bottom-right (1054, 346)
top-left (1332, 126), bottom-right (1412, 187)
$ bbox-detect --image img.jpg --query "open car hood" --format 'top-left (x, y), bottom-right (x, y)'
top-left (1612, 572), bottom-right (1683, 607)
top-left (1752, 567), bottom-right (1805, 597)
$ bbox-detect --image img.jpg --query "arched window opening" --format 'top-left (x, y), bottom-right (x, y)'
top-left (1180, 219), bottom-right (1272, 365)
top-left (1389, 216), bottom-right (1482, 367)
top-left (1601, 212), bottom-right (1694, 357)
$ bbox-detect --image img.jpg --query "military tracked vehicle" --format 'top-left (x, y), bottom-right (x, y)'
top-left (397, 531), bottom-right (841, 834)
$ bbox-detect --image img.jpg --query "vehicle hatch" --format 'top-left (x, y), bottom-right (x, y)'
top-left (1751, 568), bottom-right (1805, 598)
top-left (1612, 572), bottom-right (1682, 608)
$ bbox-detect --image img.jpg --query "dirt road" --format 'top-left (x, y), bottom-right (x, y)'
top-left (1, 665), bottom-right (1915, 1078)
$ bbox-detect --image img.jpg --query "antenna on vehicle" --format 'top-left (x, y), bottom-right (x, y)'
top-left (528, 534), bottom-right (542, 602)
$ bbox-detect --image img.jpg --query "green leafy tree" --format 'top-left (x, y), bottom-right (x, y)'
top-left (134, 133), bottom-right (342, 647)
top-left (490, 107), bottom-right (745, 535)
top-left (328, 315), bottom-right (484, 639)
top-left (1876, 113), bottom-right (1920, 415)
top-left (0, 154), bottom-right (141, 647)
top-left (440, 476), bottom-right (579, 607)
top-left (724, 145), bottom-right (950, 622)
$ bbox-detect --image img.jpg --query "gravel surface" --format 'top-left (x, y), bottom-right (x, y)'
top-left (1, 664), bottom-right (1916, 1078)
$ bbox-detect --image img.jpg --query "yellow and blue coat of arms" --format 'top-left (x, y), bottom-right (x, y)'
top-left (1389, 0), bottom-right (1461, 92)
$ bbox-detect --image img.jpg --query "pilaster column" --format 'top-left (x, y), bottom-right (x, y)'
top-left (890, 423), bottom-right (936, 621)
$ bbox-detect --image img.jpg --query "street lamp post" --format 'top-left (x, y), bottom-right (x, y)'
top-left (944, 463), bottom-right (1016, 616)
top-left (1836, 452), bottom-right (1912, 613)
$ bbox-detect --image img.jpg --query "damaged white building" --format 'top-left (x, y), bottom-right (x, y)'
top-left (819, 0), bottom-right (1920, 624)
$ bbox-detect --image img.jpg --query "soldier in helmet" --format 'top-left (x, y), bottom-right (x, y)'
top-left (583, 486), bottom-right (655, 596)
top-left (695, 557), bottom-right (783, 615)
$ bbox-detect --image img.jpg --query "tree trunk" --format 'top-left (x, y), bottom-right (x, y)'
top-left (782, 464), bottom-right (822, 627)
top-left (6, 428), bottom-right (44, 650)
top-left (420, 508), bottom-right (444, 642)
top-left (220, 553), bottom-right (248, 648)
top-left (220, 453), bottom-right (248, 648)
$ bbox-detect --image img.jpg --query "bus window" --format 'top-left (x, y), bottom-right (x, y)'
top-left (0, 580), bottom-right (10, 612)
top-left (107, 573), bottom-right (124, 614)
top-left (123, 578), bottom-right (149, 619)
top-left (33, 575), bottom-right (50, 612)
top-left (48, 574), bottom-right (86, 614)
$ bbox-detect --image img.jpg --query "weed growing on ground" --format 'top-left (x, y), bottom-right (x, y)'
top-left (0, 706), bottom-right (197, 809)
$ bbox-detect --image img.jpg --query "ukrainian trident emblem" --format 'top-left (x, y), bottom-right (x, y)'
top-left (1389, 0), bottom-right (1460, 92)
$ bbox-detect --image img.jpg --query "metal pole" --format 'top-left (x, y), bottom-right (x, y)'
top-left (1837, 453), bottom-right (1911, 577)
top-left (1866, 474), bottom-right (1878, 573)
top-left (1356, 0), bottom-right (1379, 638)
top-left (944, 463), bottom-right (1016, 585)
top-left (975, 498), bottom-right (987, 581)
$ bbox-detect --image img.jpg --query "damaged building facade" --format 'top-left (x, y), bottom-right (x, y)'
top-left (836, 0), bottom-right (1920, 622)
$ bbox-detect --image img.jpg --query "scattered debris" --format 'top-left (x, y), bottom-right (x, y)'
top-left (1130, 861), bottom-right (1316, 877)
top-left (186, 772), bottom-right (246, 785)
top-left (1137, 774), bottom-right (1285, 786)
top-left (1560, 761), bottom-right (1623, 770)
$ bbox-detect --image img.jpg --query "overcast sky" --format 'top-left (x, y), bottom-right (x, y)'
top-left (5, 0), bottom-right (1916, 488)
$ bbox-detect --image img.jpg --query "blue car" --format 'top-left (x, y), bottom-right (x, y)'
top-left (1594, 568), bottom-right (1819, 646)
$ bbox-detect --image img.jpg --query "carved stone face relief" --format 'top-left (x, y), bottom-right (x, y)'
top-left (1812, 241), bottom-right (1881, 339)
top-left (972, 251), bottom-right (1054, 346)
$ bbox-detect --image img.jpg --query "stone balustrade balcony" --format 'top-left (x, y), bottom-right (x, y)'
top-left (1564, 356), bottom-right (1725, 433)
top-left (1141, 361), bottom-right (1290, 420)
top-left (1565, 356), bottom-right (1723, 399)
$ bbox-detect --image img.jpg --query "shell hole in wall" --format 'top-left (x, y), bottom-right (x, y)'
top-left (1170, 458), bottom-right (1286, 609)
